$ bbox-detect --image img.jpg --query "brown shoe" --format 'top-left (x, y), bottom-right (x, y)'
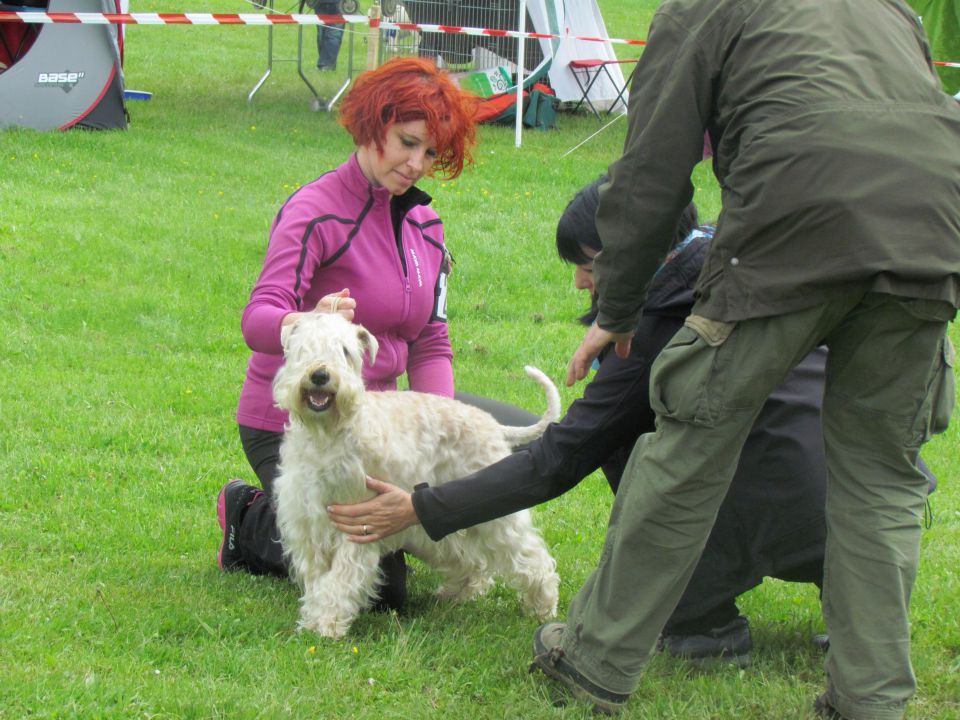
top-left (529, 622), bottom-right (629, 716)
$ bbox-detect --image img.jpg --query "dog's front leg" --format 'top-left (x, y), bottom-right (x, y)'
top-left (298, 541), bottom-right (380, 639)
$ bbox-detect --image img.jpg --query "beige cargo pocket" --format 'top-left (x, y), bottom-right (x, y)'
top-left (649, 316), bottom-right (737, 427)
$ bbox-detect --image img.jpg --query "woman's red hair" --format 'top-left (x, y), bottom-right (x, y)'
top-left (339, 57), bottom-right (480, 180)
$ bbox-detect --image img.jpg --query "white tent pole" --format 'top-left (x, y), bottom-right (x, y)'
top-left (515, 0), bottom-right (527, 148)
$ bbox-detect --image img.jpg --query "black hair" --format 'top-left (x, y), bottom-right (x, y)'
top-left (556, 175), bottom-right (605, 266)
top-left (555, 174), bottom-right (700, 325)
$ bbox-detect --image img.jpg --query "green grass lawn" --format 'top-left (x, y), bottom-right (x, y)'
top-left (1, 2), bottom-right (957, 718)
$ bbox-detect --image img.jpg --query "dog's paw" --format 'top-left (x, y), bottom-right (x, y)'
top-left (525, 589), bottom-right (559, 619)
top-left (524, 577), bottom-right (560, 619)
top-left (298, 615), bottom-right (350, 639)
top-left (530, 600), bottom-right (559, 620)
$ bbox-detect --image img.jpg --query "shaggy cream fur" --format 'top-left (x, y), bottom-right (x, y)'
top-left (273, 312), bottom-right (561, 638)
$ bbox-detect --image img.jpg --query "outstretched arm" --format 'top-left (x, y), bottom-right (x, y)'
top-left (326, 447), bottom-right (572, 544)
top-left (327, 315), bottom-right (679, 543)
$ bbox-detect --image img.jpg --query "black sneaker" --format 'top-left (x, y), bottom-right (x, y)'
top-left (216, 480), bottom-right (262, 572)
top-left (529, 622), bottom-right (629, 716)
top-left (658, 615), bottom-right (753, 667)
top-left (814, 693), bottom-right (849, 719)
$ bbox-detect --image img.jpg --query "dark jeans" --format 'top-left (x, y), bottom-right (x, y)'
top-left (313, 0), bottom-right (344, 69)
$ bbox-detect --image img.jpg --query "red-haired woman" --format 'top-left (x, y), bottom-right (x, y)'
top-left (215, 58), bottom-right (500, 610)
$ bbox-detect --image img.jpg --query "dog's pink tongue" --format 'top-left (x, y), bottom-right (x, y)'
top-left (306, 390), bottom-right (333, 412)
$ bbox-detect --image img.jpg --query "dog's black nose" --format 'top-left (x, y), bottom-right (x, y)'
top-left (310, 369), bottom-right (330, 386)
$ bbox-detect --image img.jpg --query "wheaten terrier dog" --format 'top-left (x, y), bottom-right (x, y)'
top-left (272, 311), bottom-right (561, 639)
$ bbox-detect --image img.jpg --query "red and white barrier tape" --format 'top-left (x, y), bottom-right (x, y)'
top-left (1, 11), bottom-right (958, 66)
top-left (0, 10), bottom-right (644, 45)
top-left (0, 11), bottom-right (367, 26)
top-left (370, 19), bottom-right (646, 46)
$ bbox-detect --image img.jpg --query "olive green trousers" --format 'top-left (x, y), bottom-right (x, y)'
top-left (560, 292), bottom-right (955, 720)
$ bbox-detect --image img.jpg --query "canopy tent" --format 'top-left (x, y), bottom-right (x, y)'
top-left (0, 0), bottom-right (127, 130)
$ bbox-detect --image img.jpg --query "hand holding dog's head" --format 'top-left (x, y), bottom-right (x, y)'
top-left (279, 312), bottom-right (378, 365)
top-left (274, 312), bottom-right (379, 424)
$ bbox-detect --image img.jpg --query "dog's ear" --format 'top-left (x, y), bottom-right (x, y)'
top-left (279, 319), bottom-right (297, 353)
top-left (357, 326), bottom-right (378, 367)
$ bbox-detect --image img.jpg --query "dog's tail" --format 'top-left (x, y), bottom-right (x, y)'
top-left (500, 365), bottom-right (561, 447)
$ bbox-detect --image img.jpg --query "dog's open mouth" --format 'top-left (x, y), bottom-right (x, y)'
top-left (303, 389), bottom-right (335, 413)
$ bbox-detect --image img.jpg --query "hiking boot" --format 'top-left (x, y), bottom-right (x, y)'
top-left (814, 693), bottom-right (849, 719)
top-left (529, 622), bottom-right (629, 716)
top-left (216, 480), bottom-right (262, 572)
top-left (658, 615), bottom-right (753, 667)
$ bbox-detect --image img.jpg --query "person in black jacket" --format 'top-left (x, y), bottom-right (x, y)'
top-left (327, 177), bottom-right (934, 665)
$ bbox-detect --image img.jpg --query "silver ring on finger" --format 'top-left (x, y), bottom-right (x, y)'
top-left (362, 524), bottom-right (369, 536)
